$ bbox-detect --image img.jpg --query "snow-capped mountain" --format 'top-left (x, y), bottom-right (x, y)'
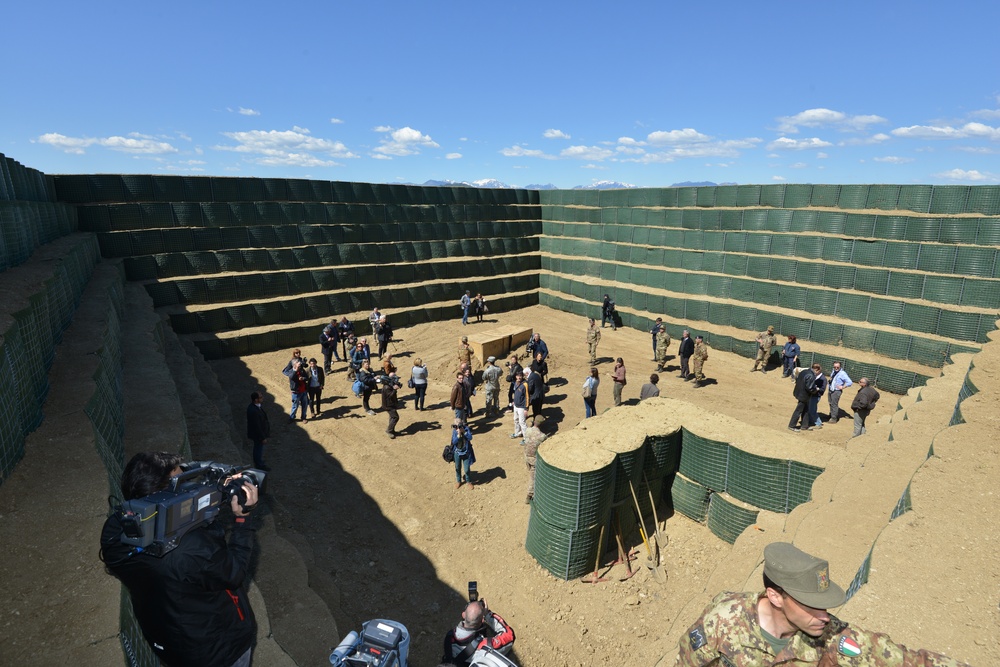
top-left (573, 180), bottom-right (639, 190)
top-left (420, 178), bottom-right (513, 189)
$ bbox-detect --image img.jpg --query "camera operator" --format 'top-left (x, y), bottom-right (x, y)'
top-left (442, 599), bottom-right (515, 666)
top-left (100, 452), bottom-right (259, 667)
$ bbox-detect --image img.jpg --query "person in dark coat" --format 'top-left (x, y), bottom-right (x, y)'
top-left (788, 365), bottom-right (816, 432)
top-left (381, 372), bottom-right (401, 439)
top-left (526, 365), bottom-right (544, 423)
top-left (677, 329), bottom-right (695, 381)
top-left (246, 391), bottom-right (271, 470)
top-left (376, 316), bottom-right (393, 360)
top-left (851, 377), bottom-right (881, 437)
top-left (100, 452), bottom-right (259, 667)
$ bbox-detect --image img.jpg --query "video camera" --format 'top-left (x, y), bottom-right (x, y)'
top-left (116, 461), bottom-right (267, 557)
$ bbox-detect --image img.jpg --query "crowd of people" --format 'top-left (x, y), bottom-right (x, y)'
top-left (99, 293), bottom-right (963, 667)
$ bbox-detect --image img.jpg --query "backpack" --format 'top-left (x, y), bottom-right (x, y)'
top-left (352, 379), bottom-right (363, 397)
top-left (442, 443), bottom-right (455, 462)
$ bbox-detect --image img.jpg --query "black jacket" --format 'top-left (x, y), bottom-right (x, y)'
top-left (678, 336), bottom-right (695, 358)
top-left (100, 514), bottom-right (257, 667)
top-left (246, 403), bottom-right (270, 441)
top-left (793, 368), bottom-right (816, 402)
top-left (526, 371), bottom-right (543, 402)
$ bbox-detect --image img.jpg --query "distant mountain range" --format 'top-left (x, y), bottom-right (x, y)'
top-left (418, 179), bottom-right (736, 190)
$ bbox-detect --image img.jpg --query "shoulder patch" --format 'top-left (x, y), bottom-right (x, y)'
top-left (839, 636), bottom-right (862, 657)
top-left (688, 626), bottom-right (706, 651)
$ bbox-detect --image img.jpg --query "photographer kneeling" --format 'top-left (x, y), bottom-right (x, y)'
top-left (100, 452), bottom-right (260, 667)
top-left (442, 598), bottom-right (515, 666)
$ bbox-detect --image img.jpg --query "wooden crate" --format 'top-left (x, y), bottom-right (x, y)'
top-left (466, 326), bottom-right (533, 365)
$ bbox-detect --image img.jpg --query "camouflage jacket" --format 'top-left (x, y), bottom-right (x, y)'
top-left (482, 364), bottom-right (504, 390)
top-left (674, 592), bottom-right (968, 667)
top-left (587, 325), bottom-right (601, 344)
top-left (757, 331), bottom-right (777, 353)
top-left (457, 344), bottom-right (472, 365)
top-left (522, 426), bottom-right (546, 465)
top-left (656, 330), bottom-right (672, 352)
top-left (693, 341), bottom-right (709, 361)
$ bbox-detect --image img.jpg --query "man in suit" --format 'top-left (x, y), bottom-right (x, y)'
top-left (246, 391), bottom-right (271, 470)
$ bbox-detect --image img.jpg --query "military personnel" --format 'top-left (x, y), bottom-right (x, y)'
top-left (586, 318), bottom-right (602, 365)
top-left (655, 325), bottom-right (672, 371)
top-left (522, 416), bottom-right (548, 504)
top-left (752, 325), bottom-right (777, 373)
top-left (669, 542), bottom-right (970, 667)
top-left (692, 335), bottom-right (709, 386)
top-left (457, 335), bottom-right (473, 372)
top-left (482, 356), bottom-right (504, 417)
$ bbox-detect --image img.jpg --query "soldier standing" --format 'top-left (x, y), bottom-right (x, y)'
top-left (752, 325), bottom-right (777, 373)
top-left (482, 356), bottom-right (504, 417)
top-left (668, 542), bottom-right (970, 667)
top-left (586, 318), bottom-right (602, 365)
top-left (522, 416), bottom-right (548, 504)
top-left (655, 325), bottom-right (671, 371)
top-left (692, 335), bottom-right (709, 387)
top-left (457, 336), bottom-right (473, 372)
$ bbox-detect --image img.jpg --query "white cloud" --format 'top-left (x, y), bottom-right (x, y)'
top-left (372, 126), bottom-right (439, 157)
top-left (646, 128), bottom-right (710, 145)
top-left (615, 144), bottom-right (646, 156)
top-left (37, 132), bottom-right (178, 155)
top-left (216, 127), bottom-right (357, 167)
top-left (873, 156), bottom-right (914, 164)
top-left (238, 107), bottom-right (260, 116)
top-left (445, 152), bottom-right (462, 159)
top-left (329, 117), bottom-right (344, 124)
top-left (839, 132), bottom-right (891, 146)
top-left (772, 175), bottom-right (787, 181)
top-left (935, 168), bottom-right (995, 182)
top-left (891, 122), bottom-right (1000, 140)
top-left (816, 152), bottom-right (829, 159)
top-left (543, 129), bottom-right (570, 139)
top-left (499, 145), bottom-right (556, 159)
top-left (777, 108), bottom-right (886, 133)
top-left (560, 145), bottom-right (615, 161)
top-left (766, 137), bottom-right (832, 151)
top-left (617, 136), bottom-right (644, 147)
top-left (581, 164), bottom-right (608, 170)
top-left (790, 162), bottom-right (808, 169)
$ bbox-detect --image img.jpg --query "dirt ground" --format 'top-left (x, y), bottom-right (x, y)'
top-left (211, 304), bottom-right (993, 666)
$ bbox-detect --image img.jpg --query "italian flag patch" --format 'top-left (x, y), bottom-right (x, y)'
top-left (839, 636), bottom-right (862, 657)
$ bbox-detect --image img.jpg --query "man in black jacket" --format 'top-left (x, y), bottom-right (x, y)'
top-left (100, 452), bottom-right (259, 667)
top-left (787, 365), bottom-right (816, 432)
top-left (677, 329), bottom-right (695, 381)
top-left (526, 364), bottom-right (544, 424)
top-left (851, 377), bottom-right (880, 437)
top-left (505, 354), bottom-right (522, 412)
top-left (246, 391), bottom-right (271, 471)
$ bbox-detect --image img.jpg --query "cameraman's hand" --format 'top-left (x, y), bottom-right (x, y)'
top-left (232, 481), bottom-right (259, 516)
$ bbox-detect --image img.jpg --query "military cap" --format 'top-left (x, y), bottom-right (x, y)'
top-left (767, 325), bottom-right (775, 333)
top-left (763, 542), bottom-right (846, 609)
top-left (487, 356), bottom-right (496, 363)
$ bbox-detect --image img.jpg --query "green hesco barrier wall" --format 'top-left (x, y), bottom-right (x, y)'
top-left (527, 426), bottom-right (825, 578)
top-left (151, 254), bottom-right (539, 309)
top-left (193, 290), bottom-right (538, 359)
top-left (0, 153), bottom-right (77, 271)
top-left (54, 174), bottom-right (540, 207)
top-left (0, 236), bottom-right (100, 486)
top-left (123, 236), bottom-right (539, 280)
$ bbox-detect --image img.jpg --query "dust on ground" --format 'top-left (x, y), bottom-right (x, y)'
top-left (212, 304), bottom-right (992, 666)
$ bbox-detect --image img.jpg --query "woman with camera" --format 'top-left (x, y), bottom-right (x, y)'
top-left (452, 419), bottom-right (476, 489)
top-left (355, 359), bottom-right (377, 416)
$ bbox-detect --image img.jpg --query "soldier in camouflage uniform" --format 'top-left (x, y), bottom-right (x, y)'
top-left (669, 542), bottom-right (969, 667)
top-left (522, 416), bottom-right (548, 504)
top-left (482, 356), bottom-right (504, 417)
top-left (586, 318), bottom-right (602, 365)
top-left (692, 335), bottom-right (709, 386)
top-left (752, 325), bottom-right (777, 373)
top-left (457, 336), bottom-right (473, 373)
top-left (655, 325), bottom-right (672, 371)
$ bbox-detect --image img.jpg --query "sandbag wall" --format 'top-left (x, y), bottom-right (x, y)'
top-left (538, 184), bottom-right (1000, 395)
top-left (526, 427), bottom-right (824, 580)
top-left (0, 153), bottom-right (95, 487)
top-left (52, 174), bottom-right (543, 359)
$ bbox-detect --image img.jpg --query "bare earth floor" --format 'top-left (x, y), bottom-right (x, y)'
top-left (211, 304), bottom-right (994, 667)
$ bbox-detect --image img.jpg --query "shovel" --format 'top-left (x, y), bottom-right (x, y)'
top-left (581, 523), bottom-right (608, 584)
top-left (643, 473), bottom-right (669, 550)
top-left (613, 514), bottom-right (638, 581)
top-left (628, 478), bottom-right (667, 583)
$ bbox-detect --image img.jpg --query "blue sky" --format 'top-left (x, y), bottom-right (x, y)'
top-left (3, 1), bottom-right (999, 189)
